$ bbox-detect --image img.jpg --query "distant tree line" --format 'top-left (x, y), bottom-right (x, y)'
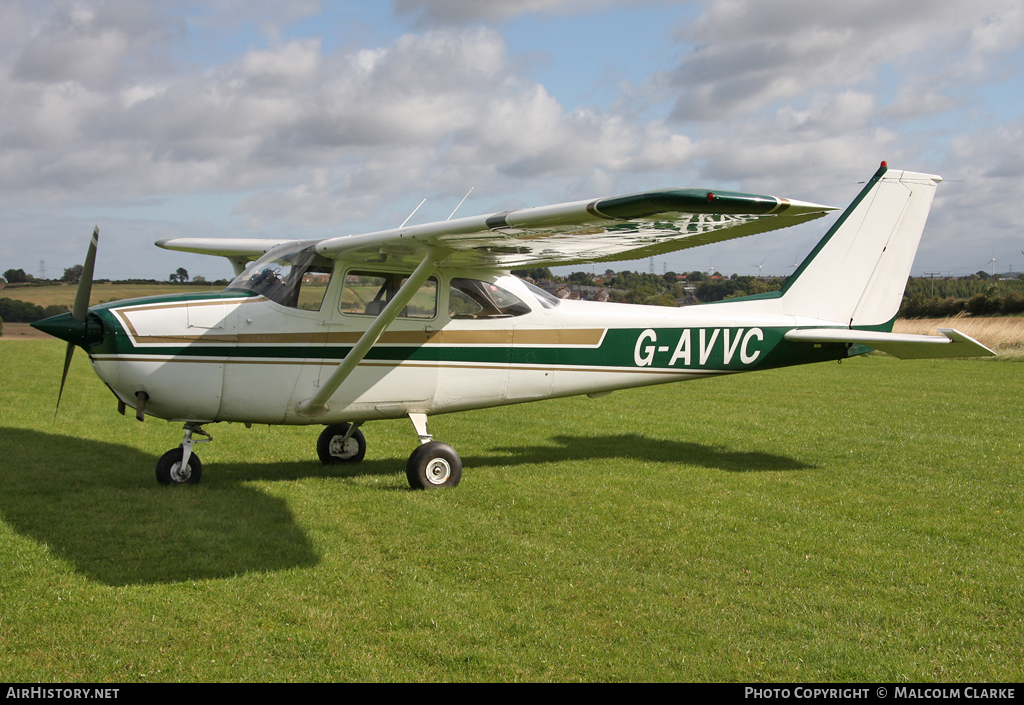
top-left (0, 298), bottom-right (68, 323)
top-left (2, 265), bottom-right (226, 287)
top-left (695, 275), bottom-right (784, 302)
top-left (537, 268), bottom-right (1024, 317)
top-left (605, 271), bottom-right (785, 306)
top-left (903, 273), bottom-right (1024, 301)
top-left (3, 265), bottom-right (87, 285)
top-left (900, 286), bottom-right (1024, 318)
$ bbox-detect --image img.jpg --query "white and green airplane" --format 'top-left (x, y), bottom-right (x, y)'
top-left (33, 163), bottom-right (993, 489)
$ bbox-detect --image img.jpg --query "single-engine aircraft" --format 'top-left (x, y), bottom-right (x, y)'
top-left (33, 163), bottom-right (994, 489)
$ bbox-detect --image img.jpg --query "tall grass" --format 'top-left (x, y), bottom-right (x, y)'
top-left (894, 316), bottom-right (1024, 359)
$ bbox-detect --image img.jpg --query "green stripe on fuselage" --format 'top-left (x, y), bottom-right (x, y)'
top-left (91, 316), bottom-right (849, 373)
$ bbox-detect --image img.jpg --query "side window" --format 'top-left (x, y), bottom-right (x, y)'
top-left (297, 269), bottom-right (332, 311)
top-left (341, 271), bottom-right (437, 319)
top-left (448, 279), bottom-right (531, 319)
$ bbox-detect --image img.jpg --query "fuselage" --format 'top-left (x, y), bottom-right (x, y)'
top-left (77, 269), bottom-right (856, 425)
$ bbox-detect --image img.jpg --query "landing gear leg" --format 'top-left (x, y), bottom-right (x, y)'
top-left (405, 413), bottom-right (461, 489)
top-left (156, 423), bottom-right (212, 485)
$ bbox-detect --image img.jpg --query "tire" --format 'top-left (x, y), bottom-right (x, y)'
top-left (156, 447), bottom-right (203, 485)
top-left (317, 423), bottom-right (367, 465)
top-left (406, 442), bottom-right (462, 489)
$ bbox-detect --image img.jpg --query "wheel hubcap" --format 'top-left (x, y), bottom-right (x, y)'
top-left (424, 457), bottom-right (451, 485)
top-left (329, 435), bottom-right (356, 459)
top-left (169, 461), bottom-right (191, 483)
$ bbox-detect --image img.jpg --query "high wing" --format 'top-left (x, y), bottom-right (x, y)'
top-left (157, 187), bottom-right (834, 271)
top-left (315, 188), bottom-right (834, 269)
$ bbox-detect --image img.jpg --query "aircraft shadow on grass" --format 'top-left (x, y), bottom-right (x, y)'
top-left (477, 434), bottom-right (815, 473)
top-left (0, 428), bottom-right (811, 586)
top-left (0, 428), bottom-right (321, 586)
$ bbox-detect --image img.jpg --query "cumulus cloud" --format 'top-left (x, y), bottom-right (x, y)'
top-left (665, 0), bottom-right (1020, 121)
top-left (611, 0), bottom-right (1024, 276)
top-left (0, 9), bottom-right (706, 228)
top-left (890, 119), bottom-right (1024, 273)
top-left (13, 1), bottom-right (179, 88)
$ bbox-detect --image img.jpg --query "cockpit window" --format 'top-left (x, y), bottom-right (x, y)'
top-left (448, 279), bottom-right (531, 319)
top-left (341, 271), bottom-right (438, 319)
top-left (226, 242), bottom-right (333, 310)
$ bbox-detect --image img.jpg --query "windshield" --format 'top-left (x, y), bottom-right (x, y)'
top-left (226, 242), bottom-right (333, 310)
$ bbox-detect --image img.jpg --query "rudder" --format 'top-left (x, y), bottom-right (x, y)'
top-left (780, 164), bottom-right (941, 329)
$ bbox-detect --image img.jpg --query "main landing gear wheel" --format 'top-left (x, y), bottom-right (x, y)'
top-left (406, 442), bottom-right (462, 490)
top-left (317, 423), bottom-right (366, 464)
top-left (156, 447), bottom-right (203, 485)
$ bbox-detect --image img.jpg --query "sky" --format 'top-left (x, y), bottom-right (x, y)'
top-left (1, 0), bottom-right (1022, 282)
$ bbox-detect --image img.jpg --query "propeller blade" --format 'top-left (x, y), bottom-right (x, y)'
top-left (53, 226), bottom-right (98, 416)
top-left (72, 226), bottom-right (99, 322)
top-left (56, 341), bottom-right (75, 416)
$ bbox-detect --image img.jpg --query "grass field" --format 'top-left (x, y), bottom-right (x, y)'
top-left (0, 282), bottom-right (221, 309)
top-left (0, 340), bottom-right (1021, 682)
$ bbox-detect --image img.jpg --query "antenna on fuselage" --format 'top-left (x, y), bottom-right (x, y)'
top-left (447, 187), bottom-right (474, 221)
top-left (400, 198), bottom-right (427, 229)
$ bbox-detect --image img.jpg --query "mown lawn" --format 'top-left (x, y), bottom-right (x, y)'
top-left (0, 340), bottom-right (1020, 682)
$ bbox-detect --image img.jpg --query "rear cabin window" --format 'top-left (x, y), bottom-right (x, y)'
top-left (341, 271), bottom-right (438, 319)
top-left (448, 279), bottom-right (531, 319)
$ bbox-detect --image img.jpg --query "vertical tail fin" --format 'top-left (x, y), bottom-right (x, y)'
top-left (780, 164), bottom-right (941, 329)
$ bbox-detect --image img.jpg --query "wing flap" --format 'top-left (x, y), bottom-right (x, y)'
top-left (785, 328), bottom-right (996, 359)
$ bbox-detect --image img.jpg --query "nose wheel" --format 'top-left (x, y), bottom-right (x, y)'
top-left (156, 447), bottom-right (203, 484)
top-left (156, 423), bottom-right (210, 485)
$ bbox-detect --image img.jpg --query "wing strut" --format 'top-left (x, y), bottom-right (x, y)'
top-left (296, 247), bottom-right (445, 418)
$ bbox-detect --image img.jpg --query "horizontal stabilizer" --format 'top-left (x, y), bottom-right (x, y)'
top-left (785, 328), bottom-right (995, 359)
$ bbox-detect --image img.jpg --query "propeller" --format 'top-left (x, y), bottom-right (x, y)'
top-left (54, 227), bottom-right (99, 413)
